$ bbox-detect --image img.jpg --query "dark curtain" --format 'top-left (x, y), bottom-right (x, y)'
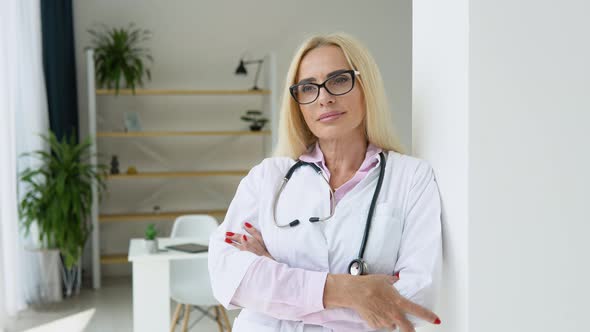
top-left (41, 0), bottom-right (79, 142)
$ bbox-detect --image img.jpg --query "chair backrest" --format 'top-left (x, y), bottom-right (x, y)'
top-left (170, 214), bottom-right (220, 306)
top-left (170, 214), bottom-right (219, 238)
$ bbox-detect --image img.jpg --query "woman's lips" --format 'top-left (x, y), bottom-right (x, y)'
top-left (318, 111), bottom-right (345, 122)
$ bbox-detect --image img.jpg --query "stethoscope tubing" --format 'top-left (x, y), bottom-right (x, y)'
top-left (272, 151), bottom-right (386, 275)
top-left (357, 152), bottom-right (386, 260)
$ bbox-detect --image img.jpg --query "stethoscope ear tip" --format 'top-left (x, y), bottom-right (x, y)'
top-left (289, 219), bottom-right (300, 227)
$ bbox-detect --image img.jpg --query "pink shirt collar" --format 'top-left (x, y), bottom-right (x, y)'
top-left (299, 141), bottom-right (383, 172)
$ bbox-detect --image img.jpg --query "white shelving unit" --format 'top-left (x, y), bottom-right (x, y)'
top-left (85, 49), bottom-right (277, 289)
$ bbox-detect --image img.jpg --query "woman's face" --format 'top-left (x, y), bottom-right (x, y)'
top-left (295, 45), bottom-right (366, 141)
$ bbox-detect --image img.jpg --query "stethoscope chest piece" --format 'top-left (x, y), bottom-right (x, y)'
top-left (348, 258), bottom-right (368, 276)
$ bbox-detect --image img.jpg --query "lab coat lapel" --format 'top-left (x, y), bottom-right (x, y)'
top-left (266, 165), bottom-right (330, 272)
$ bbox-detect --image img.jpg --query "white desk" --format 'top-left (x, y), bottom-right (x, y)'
top-left (128, 237), bottom-right (208, 332)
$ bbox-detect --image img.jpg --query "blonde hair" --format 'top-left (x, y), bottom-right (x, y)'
top-left (273, 33), bottom-right (405, 159)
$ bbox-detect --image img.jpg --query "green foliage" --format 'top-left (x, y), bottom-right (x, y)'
top-left (145, 224), bottom-right (157, 240)
top-left (88, 23), bottom-right (153, 95)
top-left (19, 132), bottom-right (107, 269)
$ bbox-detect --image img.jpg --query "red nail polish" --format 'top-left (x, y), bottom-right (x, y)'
top-left (244, 222), bottom-right (252, 228)
top-left (242, 235), bottom-right (247, 241)
top-left (394, 272), bottom-right (400, 278)
top-left (434, 317), bottom-right (441, 325)
top-left (226, 232), bottom-right (234, 236)
top-left (225, 238), bottom-right (232, 244)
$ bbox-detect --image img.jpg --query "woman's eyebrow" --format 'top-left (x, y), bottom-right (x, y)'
top-left (297, 69), bottom-right (349, 84)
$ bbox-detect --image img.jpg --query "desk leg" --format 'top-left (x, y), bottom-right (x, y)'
top-left (132, 260), bottom-right (170, 332)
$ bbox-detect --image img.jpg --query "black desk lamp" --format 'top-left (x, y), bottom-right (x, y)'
top-left (235, 58), bottom-right (264, 90)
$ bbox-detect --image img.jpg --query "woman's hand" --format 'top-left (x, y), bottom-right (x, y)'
top-left (324, 274), bottom-right (440, 332)
top-left (224, 222), bottom-right (274, 260)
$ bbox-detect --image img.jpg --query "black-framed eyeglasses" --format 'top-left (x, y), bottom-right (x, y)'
top-left (289, 70), bottom-right (360, 105)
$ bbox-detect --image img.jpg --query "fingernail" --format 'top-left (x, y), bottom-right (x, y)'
top-left (242, 235), bottom-right (248, 241)
top-left (394, 272), bottom-right (400, 278)
top-left (224, 238), bottom-right (232, 244)
top-left (244, 222), bottom-right (252, 228)
top-left (434, 317), bottom-right (441, 325)
top-left (226, 232), bottom-right (234, 236)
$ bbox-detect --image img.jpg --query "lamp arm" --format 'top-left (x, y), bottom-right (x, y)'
top-left (242, 59), bottom-right (264, 90)
top-left (253, 61), bottom-right (263, 90)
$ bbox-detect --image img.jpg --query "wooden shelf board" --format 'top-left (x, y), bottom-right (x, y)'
top-left (100, 209), bottom-right (227, 222)
top-left (97, 130), bottom-right (270, 137)
top-left (96, 89), bottom-right (271, 96)
top-left (107, 170), bottom-right (248, 179)
top-left (100, 254), bottom-right (128, 265)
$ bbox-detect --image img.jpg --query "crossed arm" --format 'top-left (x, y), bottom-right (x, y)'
top-left (207, 161), bottom-right (442, 332)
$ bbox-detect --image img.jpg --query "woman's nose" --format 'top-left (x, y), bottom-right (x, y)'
top-left (317, 87), bottom-right (335, 106)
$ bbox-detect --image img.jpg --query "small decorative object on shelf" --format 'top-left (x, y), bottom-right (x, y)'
top-left (241, 110), bottom-right (268, 131)
top-left (126, 166), bottom-right (138, 174)
top-left (144, 224), bottom-right (158, 254)
top-left (153, 205), bottom-right (161, 215)
top-left (87, 23), bottom-right (153, 95)
top-left (124, 111), bottom-right (142, 132)
top-left (110, 155), bottom-right (120, 174)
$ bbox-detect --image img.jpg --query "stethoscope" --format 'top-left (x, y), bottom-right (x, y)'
top-left (271, 152), bottom-right (386, 276)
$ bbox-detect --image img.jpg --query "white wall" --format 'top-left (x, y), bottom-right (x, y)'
top-left (414, 0), bottom-right (590, 331)
top-left (72, 1), bottom-right (412, 277)
top-left (413, 0), bottom-right (469, 331)
top-left (469, 1), bottom-right (590, 331)
top-left (0, 235), bottom-right (4, 329)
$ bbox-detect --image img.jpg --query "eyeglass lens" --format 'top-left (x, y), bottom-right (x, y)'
top-left (293, 72), bottom-right (354, 104)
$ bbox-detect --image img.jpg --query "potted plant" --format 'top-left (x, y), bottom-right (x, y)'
top-left (19, 132), bottom-right (106, 299)
top-left (144, 224), bottom-right (158, 254)
top-left (87, 23), bottom-right (153, 95)
top-left (241, 110), bottom-right (269, 131)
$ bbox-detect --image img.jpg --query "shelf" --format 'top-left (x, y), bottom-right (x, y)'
top-left (96, 89), bottom-right (271, 96)
top-left (107, 170), bottom-right (248, 179)
top-left (97, 130), bottom-right (270, 137)
top-left (99, 209), bottom-right (227, 223)
top-left (100, 254), bottom-right (128, 265)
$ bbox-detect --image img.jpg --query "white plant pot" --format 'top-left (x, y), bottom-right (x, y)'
top-left (25, 248), bottom-right (63, 304)
top-left (145, 239), bottom-right (158, 254)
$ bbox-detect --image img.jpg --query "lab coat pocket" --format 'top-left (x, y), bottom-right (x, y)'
top-left (363, 203), bottom-right (404, 274)
top-left (233, 310), bottom-right (281, 332)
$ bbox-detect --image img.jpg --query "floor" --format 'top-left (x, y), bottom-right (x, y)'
top-left (3, 277), bottom-right (239, 332)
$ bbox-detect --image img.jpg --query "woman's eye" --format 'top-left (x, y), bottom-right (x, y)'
top-left (331, 75), bottom-right (350, 85)
top-left (301, 85), bottom-right (316, 93)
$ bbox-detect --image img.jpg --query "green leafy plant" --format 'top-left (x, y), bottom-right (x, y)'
top-left (88, 23), bottom-right (153, 95)
top-left (145, 224), bottom-right (157, 240)
top-left (19, 132), bottom-right (107, 269)
top-left (241, 110), bottom-right (268, 131)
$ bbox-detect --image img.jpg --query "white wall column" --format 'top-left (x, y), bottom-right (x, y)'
top-left (413, 0), bottom-right (469, 331)
top-left (413, 1), bottom-right (590, 331)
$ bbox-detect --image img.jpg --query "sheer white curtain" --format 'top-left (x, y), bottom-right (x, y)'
top-left (0, 0), bottom-right (49, 325)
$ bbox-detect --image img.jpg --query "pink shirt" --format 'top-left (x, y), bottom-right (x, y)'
top-left (299, 142), bottom-right (383, 206)
top-left (231, 142), bottom-right (382, 331)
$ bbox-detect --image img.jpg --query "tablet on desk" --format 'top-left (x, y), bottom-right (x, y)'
top-left (165, 243), bottom-right (208, 253)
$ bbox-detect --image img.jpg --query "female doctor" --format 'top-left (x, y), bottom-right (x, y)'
top-left (208, 33), bottom-right (443, 332)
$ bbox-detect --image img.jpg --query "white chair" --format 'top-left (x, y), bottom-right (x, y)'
top-left (169, 215), bottom-right (231, 332)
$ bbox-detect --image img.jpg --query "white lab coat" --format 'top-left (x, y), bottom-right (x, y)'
top-left (208, 150), bottom-right (442, 332)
